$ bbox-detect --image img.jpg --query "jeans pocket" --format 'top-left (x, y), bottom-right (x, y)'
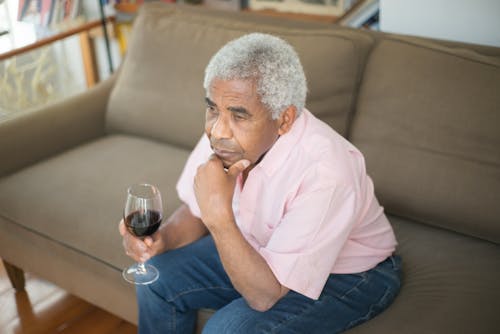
top-left (373, 256), bottom-right (402, 289)
top-left (390, 255), bottom-right (402, 271)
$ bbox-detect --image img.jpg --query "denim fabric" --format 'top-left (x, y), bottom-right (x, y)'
top-left (137, 235), bottom-right (401, 334)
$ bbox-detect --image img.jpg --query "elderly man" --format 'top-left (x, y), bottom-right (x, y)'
top-left (119, 33), bottom-right (401, 333)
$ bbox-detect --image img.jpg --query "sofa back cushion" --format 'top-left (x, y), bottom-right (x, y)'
top-left (350, 36), bottom-right (500, 244)
top-left (106, 3), bottom-right (374, 149)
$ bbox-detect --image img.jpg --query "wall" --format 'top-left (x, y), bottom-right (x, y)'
top-left (380, 0), bottom-right (500, 47)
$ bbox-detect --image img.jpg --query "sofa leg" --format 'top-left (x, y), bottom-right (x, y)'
top-left (3, 260), bottom-right (26, 292)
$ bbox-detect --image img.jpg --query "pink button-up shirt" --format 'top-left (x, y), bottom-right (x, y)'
top-left (177, 109), bottom-right (397, 300)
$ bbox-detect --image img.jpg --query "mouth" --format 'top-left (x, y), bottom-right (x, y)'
top-left (211, 147), bottom-right (244, 168)
top-left (213, 148), bottom-right (239, 160)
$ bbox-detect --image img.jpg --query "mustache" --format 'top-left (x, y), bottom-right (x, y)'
top-left (210, 138), bottom-right (240, 152)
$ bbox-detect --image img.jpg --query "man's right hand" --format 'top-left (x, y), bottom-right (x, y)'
top-left (119, 220), bottom-right (166, 263)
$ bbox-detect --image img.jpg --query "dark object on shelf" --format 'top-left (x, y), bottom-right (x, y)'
top-left (338, 0), bottom-right (379, 29)
top-left (98, 0), bottom-right (114, 74)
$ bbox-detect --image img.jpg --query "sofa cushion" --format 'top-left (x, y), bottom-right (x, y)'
top-left (0, 135), bottom-right (189, 270)
top-left (347, 216), bottom-right (500, 334)
top-left (350, 36), bottom-right (500, 244)
top-left (106, 3), bottom-right (374, 148)
top-left (0, 215), bottom-right (138, 323)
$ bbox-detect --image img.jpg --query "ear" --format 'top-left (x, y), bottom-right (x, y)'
top-left (277, 106), bottom-right (297, 136)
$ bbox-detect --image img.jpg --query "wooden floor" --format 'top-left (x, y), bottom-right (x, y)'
top-left (0, 261), bottom-right (137, 333)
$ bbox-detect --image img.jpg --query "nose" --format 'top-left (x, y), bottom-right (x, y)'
top-left (210, 114), bottom-right (232, 140)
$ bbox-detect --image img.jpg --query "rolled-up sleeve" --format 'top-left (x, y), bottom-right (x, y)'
top-left (259, 184), bottom-right (358, 300)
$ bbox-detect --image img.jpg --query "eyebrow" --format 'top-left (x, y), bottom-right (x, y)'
top-left (205, 97), bottom-right (252, 118)
top-left (205, 97), bottom-right (216, 107)
top-left (228, 106), bottom-right (251, 117)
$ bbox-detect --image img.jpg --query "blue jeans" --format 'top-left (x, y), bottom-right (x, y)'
top-left (137, 235), bottom-right (401, 334)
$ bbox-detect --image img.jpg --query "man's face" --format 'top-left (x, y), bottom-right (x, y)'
top-left (205, 78), bottom-right (281, 169)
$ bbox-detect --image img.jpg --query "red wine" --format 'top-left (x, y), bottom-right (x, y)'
top-left (124, 210), bottom-right (162, 238)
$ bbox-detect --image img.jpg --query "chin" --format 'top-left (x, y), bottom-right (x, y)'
top-left (214, 154), bottom-right (240, 169)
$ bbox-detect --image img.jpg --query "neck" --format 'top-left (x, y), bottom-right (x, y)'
top-left (242, 134), bottom-right (280, 186)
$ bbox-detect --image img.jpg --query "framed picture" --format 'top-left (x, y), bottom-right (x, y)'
top-left (248, 0), bottom-right (355, 17)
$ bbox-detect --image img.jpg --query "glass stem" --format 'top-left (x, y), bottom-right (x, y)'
top-left (137, 262), bottom-right (147, 274)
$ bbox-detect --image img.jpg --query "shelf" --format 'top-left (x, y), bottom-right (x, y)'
top-left (245, 8), bottom-right (338, 23)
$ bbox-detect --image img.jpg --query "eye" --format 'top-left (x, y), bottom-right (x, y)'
top-left (206, 105), bottom-right (218, 115)
top-left (233, 113), bottom-right (247, 121)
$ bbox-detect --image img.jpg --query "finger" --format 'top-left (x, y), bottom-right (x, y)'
top-left (208, 153), bottom-right (219, 161)
top-left (227, 159), bottom-right (250, 178)
top-left (143, 236), bottom-right (154, 248)
top-left (123, 236), bottom-right (139, 261)
top-left (123, 234), bottom-right (150, 262)
top-left (208, 154), bottom-right (224, 168)
top-left (196, 154), bottom-right (220, 175)
top-left (139, 253), bottom-right (151, 263)
top-left (118, 220), bottom-right (127, 236)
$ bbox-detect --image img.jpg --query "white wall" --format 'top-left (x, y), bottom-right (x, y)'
top-left (380, 0), bottom-right (500, 47)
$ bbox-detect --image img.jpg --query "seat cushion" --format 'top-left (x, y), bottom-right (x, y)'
top-left (347, 215), bottom-right (500, 334)
top-left (0, 135), bottom-right (190, 270)
top-left (106, 3), bottom-right (374, 147)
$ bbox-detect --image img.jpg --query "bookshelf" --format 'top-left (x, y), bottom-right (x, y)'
top-left (0, 0), bottom-right (117, 113)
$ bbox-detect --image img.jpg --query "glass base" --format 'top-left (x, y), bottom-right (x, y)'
top-left (122, 263), bottom-right (159, 285)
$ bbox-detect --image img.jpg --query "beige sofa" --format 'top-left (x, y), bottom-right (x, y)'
top-left (1, 3), bottom-right (499, 333)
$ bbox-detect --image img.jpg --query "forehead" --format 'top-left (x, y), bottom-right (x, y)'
top-left (208, 78), bottom-right (259, 103)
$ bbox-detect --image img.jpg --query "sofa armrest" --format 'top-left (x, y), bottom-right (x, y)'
top-left (0, 74), bottom-right (116, 177)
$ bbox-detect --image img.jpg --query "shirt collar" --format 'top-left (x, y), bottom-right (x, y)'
top-left (255, 108), bottom-right (309, 177)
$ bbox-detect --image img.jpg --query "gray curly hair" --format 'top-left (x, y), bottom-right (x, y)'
top-left (203, 33), bottom-right (307, 119)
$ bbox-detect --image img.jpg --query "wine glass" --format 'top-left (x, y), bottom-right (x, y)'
top-left (122, 183), bottom-right (163, 285)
